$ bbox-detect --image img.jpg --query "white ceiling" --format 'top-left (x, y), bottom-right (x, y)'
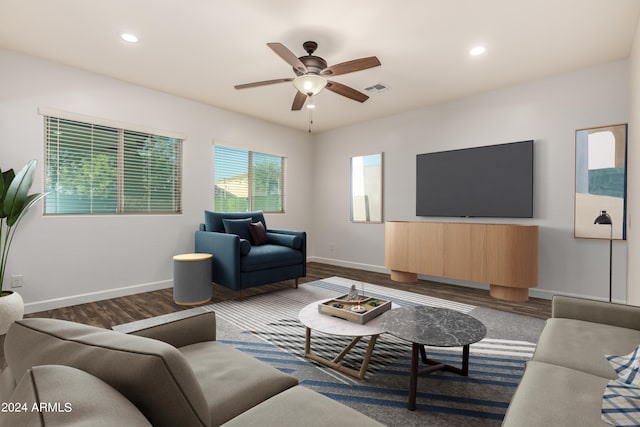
top-left (1, 0), bottom-right (639, 133)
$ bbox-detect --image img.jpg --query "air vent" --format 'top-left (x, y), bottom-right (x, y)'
top-left (364, 83), bottom-right (390, 95)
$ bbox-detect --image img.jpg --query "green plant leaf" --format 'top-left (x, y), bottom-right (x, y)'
top-left (4, 160), bottom-right (37, 226)
top-left (9, 192), bottom-right (46, 230)
top-left (0, 169), bottom-right (15, 218)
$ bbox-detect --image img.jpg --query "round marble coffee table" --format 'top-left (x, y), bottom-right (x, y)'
top-left (299, 299), bottom-right (397, 379)
top-left (379, 306), bottom-right (487, 411)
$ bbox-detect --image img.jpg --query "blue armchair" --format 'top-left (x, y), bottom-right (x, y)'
top-left (195, 210), bottom-right (306, 299)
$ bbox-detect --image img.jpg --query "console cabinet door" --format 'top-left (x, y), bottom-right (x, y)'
top-left (487, 224), bottom-right (538, 288)
top-left (385, 222), bottom-right (444, 276)
top-left (443, 223), bottom-right (487, 282)
top-left (410, 221), bottom-right (444, 277)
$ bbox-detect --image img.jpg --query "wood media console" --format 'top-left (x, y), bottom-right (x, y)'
top-left (384, 221), bottom-right (538, 302)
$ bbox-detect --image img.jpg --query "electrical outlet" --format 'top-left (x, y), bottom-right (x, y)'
top-left (11, 275), bottom-right (24, 288)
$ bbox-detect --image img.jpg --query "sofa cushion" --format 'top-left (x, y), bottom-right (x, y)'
top-left (266, 232), bottom-right (302, 250)
top-left (205, 210), bottom-right (266, 233)
top-left (221, 385), bottom-right (384, 427)
top-left (222, 218), bottom-right (252, 241)
top-left (240, 244), bottom-right (304, 272)
top-left (502, 361), bottom-right (610, 427)
top-left (249, 221), bottom-right (268, 245)
top-left (533, 318), bottom-right (640, 379)
top-left (0, 365), bottom-right (152, 427)
top-left (179, 341), bottom-right (298, 426)
top-left (5, 318), bottom-right (210, 427)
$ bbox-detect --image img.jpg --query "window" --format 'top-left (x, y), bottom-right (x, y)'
top-left (44, 116), bottom-right (182, 215)
top-left (214, 145), bottom-right (284, 213)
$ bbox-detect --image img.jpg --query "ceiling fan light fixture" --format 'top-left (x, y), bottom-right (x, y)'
top-left (469, 46), bottom-right (486, 56)
top-left (306, 97), bottom-right (316, 109)
top-left (120, 33), bottom-right (139, 43)
top-left (293, 74), bottom-right (327, 96)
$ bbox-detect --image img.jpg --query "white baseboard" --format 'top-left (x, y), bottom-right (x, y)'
top-left (25, 259), bottom-right (616, 314)
top-left (24, 280), bottom-right (173, 314)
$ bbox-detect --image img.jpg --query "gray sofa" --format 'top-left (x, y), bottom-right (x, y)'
top-left (503, 295), bottom-right (640, 426)
top-left (0, 312), bottom-right (382, 427)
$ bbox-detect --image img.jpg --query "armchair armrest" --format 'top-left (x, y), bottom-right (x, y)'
top-left (552, 295), bottom-right (640, 330)
top-left (195, 229), bottom-right (243, 290)
top-left (268, 229), bottom-right (306, 278)
top-left (117, 311), bottom-right (217, 348)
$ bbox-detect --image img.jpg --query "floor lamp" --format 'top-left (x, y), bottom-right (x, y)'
top-left (594, 210), bottom-right (613, 302)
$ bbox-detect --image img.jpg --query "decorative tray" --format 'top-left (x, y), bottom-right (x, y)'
top-left (318, 294), bottom-right (392, 324)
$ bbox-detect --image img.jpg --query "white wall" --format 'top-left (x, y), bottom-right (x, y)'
top-left (1, 46), bottom-right (632, 310)
top-left (312, 60), bottom-right (630, 301)
top-left (0, 48), bottom-right (313, 313)
top-left (628, 18), bottom-right (640, 305)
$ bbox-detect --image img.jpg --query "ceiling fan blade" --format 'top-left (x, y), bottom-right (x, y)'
top-left (291, 91), bottom-right (307, 110)
top-left (326, 81), bottom-right (369, 103)
top-left (268, 43), bottom-right (307, 74)
top-left (234, 78), bottom-right (293, 89)
top-left (321, 56), bottom-right (381, 76)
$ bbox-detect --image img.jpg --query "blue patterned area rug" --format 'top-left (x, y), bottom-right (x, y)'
top-left (116, 277), bottom-right (545, 426)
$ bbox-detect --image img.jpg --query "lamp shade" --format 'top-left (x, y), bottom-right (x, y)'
top-left (293, 74), bottom-right (327, 96)
top-left (594, 210), bottom-right (612, 225)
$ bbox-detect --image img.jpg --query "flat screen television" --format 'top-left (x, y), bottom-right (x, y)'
top-left (416, 140), bottom-right (534, 218)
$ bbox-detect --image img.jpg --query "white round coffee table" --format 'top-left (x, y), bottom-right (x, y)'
top-left (299, 298), bottom-right (397, 379)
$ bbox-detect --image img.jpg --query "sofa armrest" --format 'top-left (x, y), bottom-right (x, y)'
top-left (121, 311), bottom-right (217, 348)
top-left (552, 295), bottom-right (640, 330)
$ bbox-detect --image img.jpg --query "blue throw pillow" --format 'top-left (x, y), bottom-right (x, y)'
top-left (222, 218), bottom-right (252, 241)
top-left (239, 239), bottom-right (252, 256)
top-left (266, 232), bottom-right (302, 250)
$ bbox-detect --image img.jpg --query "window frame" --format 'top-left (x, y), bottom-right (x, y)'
top-left (214, 144), bottom-right (285, 214)
top-left (41, 109), bottom-right (184, 216)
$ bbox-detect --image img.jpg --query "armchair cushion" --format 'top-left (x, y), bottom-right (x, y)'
top-left (249, 221), bottom-right (268, 245)
top-left (222, 218), bottom-right (252, 241)
top-left (205, 210), bottom-right (266, 233)
top-left (241, 244), bottom-right (304, 272)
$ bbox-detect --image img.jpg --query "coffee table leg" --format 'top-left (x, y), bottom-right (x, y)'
top-left (461, 344), bottom-right (470, 376)
top-left (420, 344), bottom-right (427, 363)
top-left (408, 342), bottom-right (419, 411)
top-left (358, 334), bottom-right (378, 378)
top-left (334, 336), bottom-right (362, 363)
top-left (305, 327), bottom-right (311, 355)
top-left (303, 329), bottom-right (379, 380)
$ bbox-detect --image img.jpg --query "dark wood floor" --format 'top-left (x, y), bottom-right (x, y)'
top-left (25, 262), bottom-right (551, 329)
top-left (0, 263), bottom-right (549, 368)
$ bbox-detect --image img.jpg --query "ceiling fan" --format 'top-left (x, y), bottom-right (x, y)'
top-left (234, 41), bottom-right (381, 110)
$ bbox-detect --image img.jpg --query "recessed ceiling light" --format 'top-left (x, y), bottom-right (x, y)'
top-left (469, 46), bottom-right (486, 56)
top-left (120, 33), bottom-right (139, 43)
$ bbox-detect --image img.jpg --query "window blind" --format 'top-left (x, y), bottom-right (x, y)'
top-left (45, 116), bottom-right (182, 215)
top-left (214, 145), bottom-right (284, 213)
